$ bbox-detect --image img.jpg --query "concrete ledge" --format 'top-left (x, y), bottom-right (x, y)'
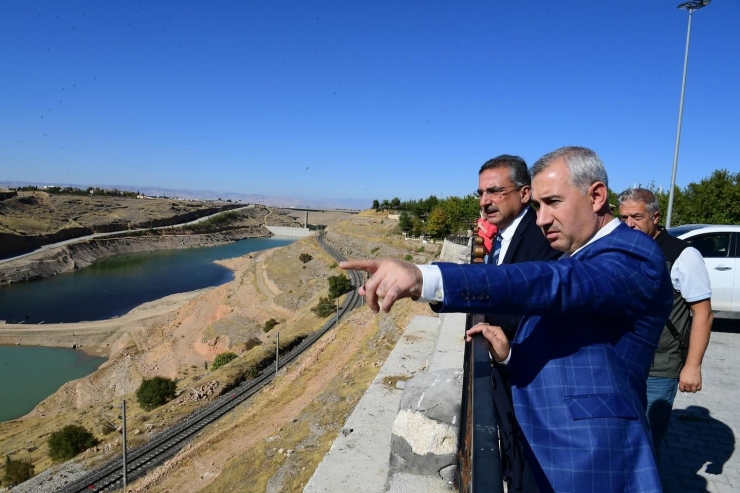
top-left (304, 313), bottom-right (465, 492)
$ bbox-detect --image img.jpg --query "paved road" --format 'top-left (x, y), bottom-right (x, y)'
top-left (0, 205), bottom-right (253, 265)
top-left (659, 318), bottom-right (740, 492)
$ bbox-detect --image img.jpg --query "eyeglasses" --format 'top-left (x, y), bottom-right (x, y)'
top-left (474, 185), bottom-right (520, 199)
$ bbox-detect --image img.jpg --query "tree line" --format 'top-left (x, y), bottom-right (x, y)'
top-left (372, 169), bottom-right (740, 239)
top-left (12, 185), bottom-right (139, 198)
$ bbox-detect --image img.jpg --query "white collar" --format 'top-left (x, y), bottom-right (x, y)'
top-left (499, 207), bottom-right (529, 241)
top-left (561, 217), bottom-right (620, 258)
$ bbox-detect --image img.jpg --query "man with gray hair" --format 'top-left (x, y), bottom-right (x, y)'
top-left (618, 187), bottom-right (713, 456)
top-left (342, 146), bottom-right (672, 492)
top-left (475, 154), bottom-right (559, 492)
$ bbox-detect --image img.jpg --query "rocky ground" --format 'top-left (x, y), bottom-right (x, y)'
top-left (0, 192), bottom-right (248, 259)
top-left (0, 210), bottom-right (442, 492)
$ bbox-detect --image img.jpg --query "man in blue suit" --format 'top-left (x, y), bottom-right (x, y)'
top-left (342, 146), bottom-right (673, 492)
top-left (476, 154), bottom-right (559, 492)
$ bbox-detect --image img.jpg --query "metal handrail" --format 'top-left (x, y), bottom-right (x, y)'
top-left (457, 314), bottom-right (504, 493)
top-left (457, 224), bottom-right (504, 492)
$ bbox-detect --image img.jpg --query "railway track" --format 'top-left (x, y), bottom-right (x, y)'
top-left (60, 232), bottom-right (362, 492)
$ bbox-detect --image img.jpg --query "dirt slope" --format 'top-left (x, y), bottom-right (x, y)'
top-left (0, 210), bottom-right (442, 492)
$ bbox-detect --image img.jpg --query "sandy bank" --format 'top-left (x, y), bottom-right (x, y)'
top-left (0, 289), bottom-right (208, 351)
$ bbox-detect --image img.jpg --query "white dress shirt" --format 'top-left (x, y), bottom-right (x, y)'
top-left (418, 217), bottom-right (623, 364)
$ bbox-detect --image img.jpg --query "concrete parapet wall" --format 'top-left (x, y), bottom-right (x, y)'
top-left (438, 238), bottom-right (471, 264)
top-left (387, 369), bottom-right (462, 491)
top-left (265, 226), bottom-right (314, 238)
top-left (304, 312), bottom-right (466, 493)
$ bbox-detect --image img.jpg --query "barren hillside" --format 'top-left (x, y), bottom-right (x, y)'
top-left (0, 210), bottom-right (442, 492)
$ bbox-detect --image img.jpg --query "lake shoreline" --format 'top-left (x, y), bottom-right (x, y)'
top-left (0, 227), bottom-right (270, 286)
top-left (0, 342), bottom-right (111, 358)
top-left (0, 288), bottom-right (210, 352)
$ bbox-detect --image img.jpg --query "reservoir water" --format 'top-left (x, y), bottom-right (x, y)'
top-left (0, 237), bottom-right (294, 422)
top-left (0, 237), bottom-right (294, 324)
top-left (0, 346), bottom-right (107, 422)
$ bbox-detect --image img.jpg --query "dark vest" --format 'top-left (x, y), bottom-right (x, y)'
top-left (652, 228), bottom-right (692, 378)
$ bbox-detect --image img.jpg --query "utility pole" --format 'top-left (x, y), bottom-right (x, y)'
top-left (122, 400), bottom-right (128, 491)
top-left (666, 0), bottom-right (712, 228)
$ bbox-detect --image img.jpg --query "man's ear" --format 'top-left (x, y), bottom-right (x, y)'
top-left (519, 185), bottom-right (531, 204)
top-left (589, 182), bottom-right (609, 213)
top-left (652, 211), bottom-right (660, 225)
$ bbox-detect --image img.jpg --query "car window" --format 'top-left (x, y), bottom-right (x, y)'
top-left (685, 233), bottom-right (731, 258)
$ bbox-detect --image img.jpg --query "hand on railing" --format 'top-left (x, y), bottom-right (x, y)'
top-left (465, 323), bottom-right (510, 364)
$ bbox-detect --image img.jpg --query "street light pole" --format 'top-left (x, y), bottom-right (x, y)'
top-left (122, 400), bottom-right (128, 491)
top-left (666, 0), bottom-right (711, 228)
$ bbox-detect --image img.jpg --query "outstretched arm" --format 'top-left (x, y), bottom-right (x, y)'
top-left (340, 259), bottom-right (423, 313)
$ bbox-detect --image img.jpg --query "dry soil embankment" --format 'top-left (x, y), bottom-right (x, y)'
top-left (0, 210), bottom-right (441, 493)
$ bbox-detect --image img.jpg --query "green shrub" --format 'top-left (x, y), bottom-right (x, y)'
top-left (404, 254), bottom-right (413, 261)
top-left (245, 366), bottom-right (260, 379)
top-left (263, 318), bottom-right (279, 333)
top-left (47, 425), bottom-right (99, 462)
top-left (211, 352), bottom-right (238, 371)
top-left (370, 246), bottom-right (380, 254)
top-left (136, 376), bottom-right (177, 411)
top-left (3, 455), bottom-right (35, 486)
top-left (311, 297), bottom-right (336, 318)
top-left (329, 261), bottom-right (338, 269)
top-left (328, 274), bottom-right (353, 299)
top-left (416, 246), bottom-right (425, 253)
top-left (299, 253), bottom-right (313, 263)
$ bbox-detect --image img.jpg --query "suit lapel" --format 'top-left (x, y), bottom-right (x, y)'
top-left (501, 207), bottom-right (533, 265)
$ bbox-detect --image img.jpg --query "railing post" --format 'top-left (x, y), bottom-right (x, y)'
top-left (457, 221), bottom-right (504, 492)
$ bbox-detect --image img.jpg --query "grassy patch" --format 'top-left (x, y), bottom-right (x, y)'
top-left (381, 374), bottom-right (411, 388)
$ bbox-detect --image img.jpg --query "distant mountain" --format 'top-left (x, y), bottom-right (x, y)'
top-left (0, 180), bottom-right (367, 211)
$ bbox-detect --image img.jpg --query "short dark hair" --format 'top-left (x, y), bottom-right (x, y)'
top-left (478, 155), bottom-right (531, 189)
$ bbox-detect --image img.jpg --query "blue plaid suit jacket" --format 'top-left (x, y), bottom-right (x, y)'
top-left (433, 223), bottom-right (673, 492)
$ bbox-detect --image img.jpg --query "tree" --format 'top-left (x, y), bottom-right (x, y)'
top-left (136, 376), bottom-right (177, 411)
top-left (372, 199), bottom-right (380, 211)
top-left (48, 425), bottom-right (99, 461)
top-left (390, 197), bottom-right (401, 209)
top-left (425, 205), bottom-right (451, 238)
top-left (311, 296), bottom-right (336, 317)
top-left (4, 455), bottom-right (35, 486)
top-left (380, 199), bottom-right (390, 210)
top-left (299, 253), bottom-right (313, 263)
top-left (263, 318), bottom-right (279, 333)
top-left (399, 211), bottom-right (413, 232)
top-left (328, 274), bottom-right (353, 299)
top-left (211, 352), bottom-right (238, 370)
top-left (680, 169), bottom-right (740, 225)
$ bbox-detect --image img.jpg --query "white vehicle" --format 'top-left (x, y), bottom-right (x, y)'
top-left (669, 224), bottom-right (740, 318)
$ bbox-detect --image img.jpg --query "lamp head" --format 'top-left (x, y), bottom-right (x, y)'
top-left (678, 0), bottom-right (711, 11)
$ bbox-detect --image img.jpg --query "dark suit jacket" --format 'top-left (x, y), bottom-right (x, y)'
top-left (499, 206), bottom-right (560, 266)
top-left (434, 222), bottom-right (673, 493)
top-left (487, 207), bottom-right (560, 338)
top-left (484, 207), bottom-right (559, 491)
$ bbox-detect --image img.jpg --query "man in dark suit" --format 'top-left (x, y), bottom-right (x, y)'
top-left (477, 155), bottom-right (560, 325)
top-left (342, 147), bottom-right (672, 492)
top-left (476, 155), bottom-right (559, 491)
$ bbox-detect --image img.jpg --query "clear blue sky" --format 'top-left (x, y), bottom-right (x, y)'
top-left (2, 1), bottom-right (738, 208)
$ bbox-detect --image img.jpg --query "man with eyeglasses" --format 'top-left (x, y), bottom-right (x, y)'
top-left (342, 147), bottom-right (672, 492)
top-left (476, 155), bottom-right (560, 336)
top-left (475, 155), bottom-right (559, 492)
